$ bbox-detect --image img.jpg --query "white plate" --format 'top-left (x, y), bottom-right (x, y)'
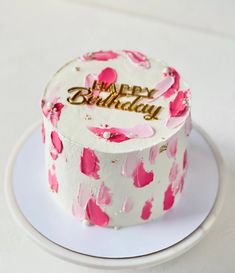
top-left (5, 122), bottom-right (224, 270)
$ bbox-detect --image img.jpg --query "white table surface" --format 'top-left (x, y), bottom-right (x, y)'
top-left (1, 0), bottom-right (235, 272)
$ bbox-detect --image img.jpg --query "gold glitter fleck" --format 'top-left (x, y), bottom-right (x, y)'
top-left (159, 144), bottom-right (167, 153)
top-left (75, 67), bottom-right (80, 71)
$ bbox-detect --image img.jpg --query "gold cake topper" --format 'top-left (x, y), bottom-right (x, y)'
top-left (67, 81), bottom-right (163, 120)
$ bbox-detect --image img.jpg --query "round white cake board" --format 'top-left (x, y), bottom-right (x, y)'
top-left (5, 121), bottom-right (225, 270)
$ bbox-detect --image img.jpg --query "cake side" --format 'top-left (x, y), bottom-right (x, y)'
top-left (41, 50), bottom-right (192, 228)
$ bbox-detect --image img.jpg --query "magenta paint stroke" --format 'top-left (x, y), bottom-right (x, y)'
top-left (163, 184), bottom-right (175, 210)
top-left (141, 198), bottom-right (153, 220)
top-left (96, 182), bottom-right (112, 206)
top-left (163, 67), bottom-right (180, 98)
top-left (88, 124), bottom-right (154, 143)
top-left (85, 197), bottom-right (109, 227)
top-left (167, 136), bottom-right (177, 158)
top-left (72, 183), bottom-right (92, 220)
top-left (132, 160), bottom-right (154, 188)
top-left (80, 148), bottom-right (100, 179)
top-left (97, 67), bottom-right (117, 88)
top-left (81, 50), bottom-right (119, 61)
top-left (41, 98), bottom-right (64, 127)
top-left (51, 131), bottom-right (63, 153)
top-left (48, 165), bottom-right (59, 192)
top-left (149, 145), bottom-right (158, 164)
top-left (122, 50), bottom-right (150, 69)
top-left (170, 90), bottom-right (189, 117)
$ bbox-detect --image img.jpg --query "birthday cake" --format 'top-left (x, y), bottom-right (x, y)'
top-left (41, 50), bottom-right (192, 228)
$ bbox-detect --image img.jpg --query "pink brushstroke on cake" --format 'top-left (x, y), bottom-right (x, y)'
top-left (97, 182), bottom-right (112, 206)
top-left (149, 145), bottom-right (158, 164)
top-left (169, 161), bottom-right (179, 183)
top-left (167, 137), bottom-right (177, 158)
top-left (132, 160), bottom-right (154, 188)
top-left (48, 165), bottom-right (59, 192)
top-left (85, 73), bottom-right (97, 88)
top-left (97, 67), bottom-right (117, 88)
top-left (85, 197), bottom-right (109, 227)
top-left (141, 198), bottom-right (153, 220)
top-left (51, 131), bottom-right (63, 153)
top-left (170, 91), bottom-right (188, 117)
top-left (72, 183), bottom-right (92, 220)
top-left (183, 150), bottom-right (188, 170)
top-left (185, 113), bottom-right (192, 136)
top-left (41, 98), bottom-right (64, 127)
top-left (50, 147), bottom-right (58, 160)
top-left (163, 67), bottom-right (180, 98)
top-left (81, 50), bottom-right (119, 61)
top-left (84, 67), bottom-right (117, 100)
top-left (123, 50), bottom-right (150, 69)
top-left (88, 124), bottom-right (154, 143)
top-left (147, 76), bottom-right (175, 102)
top-left (41, 122), bottom-right (45, 143)
top-left (122, 197), bottom-right (134, 213)
top-left (80, 148), bottom-right (100, 179)
top-left (163, 184), bottom-right (175, 210)
top-left (166, 112), bottom-right (188, 129)
top-left (122, 152), bottom-right (139, 177)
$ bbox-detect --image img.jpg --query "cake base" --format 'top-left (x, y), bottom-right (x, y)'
top-left (5, 121), bottom-right (224, 269)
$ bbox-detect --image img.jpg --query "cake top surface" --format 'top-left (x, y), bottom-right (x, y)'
top-left (41, 50), bottom-right (191, 153)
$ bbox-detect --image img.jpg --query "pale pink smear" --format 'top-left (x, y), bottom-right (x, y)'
top-left (85, 197), bottom-right (109, 227)
top-left (141, 198), bottom-right (153, 220)
top-left (132, 160), bottom-right (154, 188)
top-left (169, 161), bottom-right (179, 183)
top-left (147, 76), bottom-right (175, 102)
top-left (122, 197), bottom-right (134, 213)
top-left (183, 150), bottom-right (188, 170)
top-left (85, 73), bottom-right (97, 88)
top-left (173, 173), bottom-right (185, 195)
top-left (123, 50), bottom-right (150, 69)
top-left (163, 67), bottom-right (180, 98)
top-left (41, 122), bottom-right (45, 144)
top-left (166, 112), bottom-right (188, 129)
top-left (178, 174), bottom-right (185, 193)
top-left (88, 124), bottom-right (154, 143)
top-left (48, 165), bottom-right (59, 192)
top-left (81, 50), bottom-right (119, 61)
top-left (51, 131), bottom-right (63, 153)
top-left (80, 148), bottom-right (100, 179)
top-left (149, 145), bottom-right (158, 164)
top-left (122, 152), bottom-right (139, 177)
top-left (97, 182), bottom-right (112, 206)
top-left (50, 147), bottom-right (58, 160)
top-left (163, 184), bottom-right (175, 210)
top-left (167, 137), bottom-right (177, 158)
top-left (72, 183), bottom-right (92, 220)
top-left (185, 113), bottom-right (192, 136)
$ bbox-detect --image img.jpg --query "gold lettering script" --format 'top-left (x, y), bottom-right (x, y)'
top-left (67, 81), bottom-right (163, 120)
